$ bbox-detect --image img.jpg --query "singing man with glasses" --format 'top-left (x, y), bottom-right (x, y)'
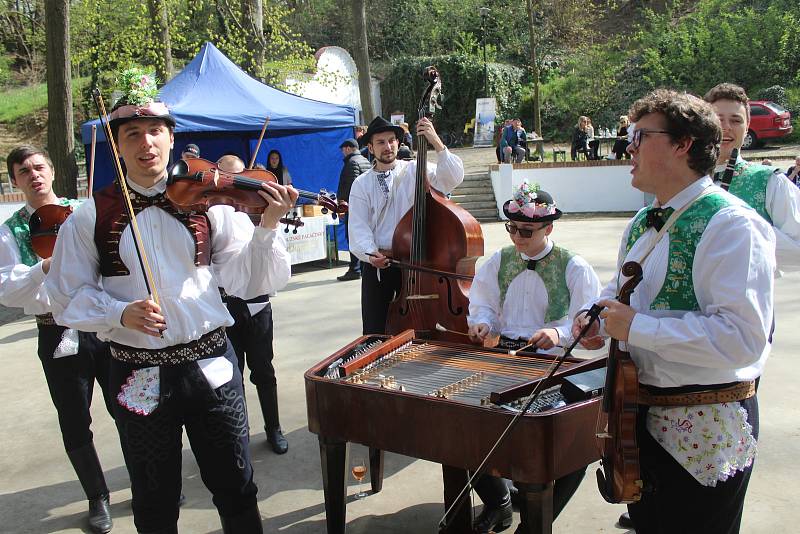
top-left (466, 181), bottom-right (601, 534)
top-left (574, 89), bottom-right (774, 534)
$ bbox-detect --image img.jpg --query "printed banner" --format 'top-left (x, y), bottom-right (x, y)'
top-left (474, 98), bottom-right (497, 147)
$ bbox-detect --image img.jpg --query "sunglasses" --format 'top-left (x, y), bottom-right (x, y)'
top-left (505, 221), bottom-right (547, 238)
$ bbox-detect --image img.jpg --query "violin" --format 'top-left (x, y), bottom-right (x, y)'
top-left (166, 157), bottom-right (347, 221)
top-left (596, 260), bottom-right (644, 504)
top-left (29, 204), bottom-right (74, 259)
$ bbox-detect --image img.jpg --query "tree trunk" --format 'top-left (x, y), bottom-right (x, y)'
top-left (241, 0), bottom-right (264, 78)
top-left (44, 0), bottom-right (78, 199)
top-left (147, 0), bottom-right (173, 82)
top-left (350, 0), bottom-right (374, 122)
top-left (525, 0), bottom-right (542, 137)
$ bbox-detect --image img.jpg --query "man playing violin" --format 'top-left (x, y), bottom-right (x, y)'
top-left (466, 182), bottom-right (601, 533)
top-left (574, 89), bottom-right (774, 534)
top-left (348, 115), bottom-right (464, 334)
top-left (46, 69), bottom-right (297, 533)
top-left (215, 153), bottom-right (289, 455)
top-left (0, 145), bottom-right (115, 534)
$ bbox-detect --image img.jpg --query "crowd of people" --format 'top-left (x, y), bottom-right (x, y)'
top-left (2, 71), bottom-right (799, 534)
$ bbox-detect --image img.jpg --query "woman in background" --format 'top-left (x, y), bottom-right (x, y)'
top-left (267, 149), bottom-right (292, 186)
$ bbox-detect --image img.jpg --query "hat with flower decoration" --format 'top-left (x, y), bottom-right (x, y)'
top-left (108, 67), bottom-right (175, 133)
top-left (502, 181), bottom-right (562, 223)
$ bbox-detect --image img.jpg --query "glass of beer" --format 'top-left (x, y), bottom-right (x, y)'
top-left (351, 456), bottom-right (368, 499)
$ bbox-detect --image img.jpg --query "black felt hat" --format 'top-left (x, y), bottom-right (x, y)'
top-left (502, 183), bottom-right (562, 223)
top-left (362, 116), bottom-right (404, 144)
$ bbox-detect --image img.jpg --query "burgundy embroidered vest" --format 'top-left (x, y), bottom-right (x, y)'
top-left (93, 182), bottom-right (211, 277)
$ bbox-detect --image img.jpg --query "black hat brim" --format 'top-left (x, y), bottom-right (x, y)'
top-left (503, 200), bottom-right (562, 223)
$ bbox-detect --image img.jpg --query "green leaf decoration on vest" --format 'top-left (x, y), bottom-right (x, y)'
top-left (3, 198), bottom-right (82, 267)
top-left (626, 194), bottom-right (731, 311)
top-left (727, 162), bottom-right (773, 224)
top-left (497, 244), bottom-right (575, 323)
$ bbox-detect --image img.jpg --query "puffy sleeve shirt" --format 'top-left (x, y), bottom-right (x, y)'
top-left (45, 178), bottom-right (291, 349)
top-left (347, 148), bottom-right (464, 263)
top-left (467, 240), bottom-right (602, 350)
top-left (0, 206), bottom-right (51, 315)
top-left (592, 177), bottom-right (775, 388)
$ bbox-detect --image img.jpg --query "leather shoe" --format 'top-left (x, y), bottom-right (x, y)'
top-left (337, 270), bottom-right (361, 281)
top-left (88, 494), bottom-right (113, 533)
top-left (473, 500), bottom-right (513, 533)
top-left (266, 427), bottom-right (288, 454)
top-left (618, 512), bottom-right (634, 528)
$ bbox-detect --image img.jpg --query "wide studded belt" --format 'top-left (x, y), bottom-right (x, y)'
top-left (110, 327), bottom-right (227, 365)
top-left (638, 380), bottom-right (757, 406)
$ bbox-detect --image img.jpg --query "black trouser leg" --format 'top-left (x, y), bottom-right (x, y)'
top-left (360, 263), bottom-right (401, 335)
top-left (627, 396), bottom-right (758, 534)
top-left (474, 474), bottom-right (511, 507)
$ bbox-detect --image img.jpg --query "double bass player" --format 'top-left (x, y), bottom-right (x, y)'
top-left (574, 89), bottom-right (774, 534)
top-left (347, 115), bottom-right (464, 334)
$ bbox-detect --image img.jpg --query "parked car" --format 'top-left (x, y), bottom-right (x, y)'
top-left (744, 100), bottom-right (793, 149)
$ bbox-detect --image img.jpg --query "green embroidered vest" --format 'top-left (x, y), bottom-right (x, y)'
top-left (626, 194), bottom-right (731, 311)
top-left (497, 244), bottom-right (574, 323)
top-left (2, 198), bottom-right (82, 267)
top-left (727, 161), bottom-right (774, 224)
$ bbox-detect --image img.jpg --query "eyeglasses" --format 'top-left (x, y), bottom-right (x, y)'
top-left (630, 128), bottom-right (673, 150)
top-left (505, 221), bottom-right (547, 238)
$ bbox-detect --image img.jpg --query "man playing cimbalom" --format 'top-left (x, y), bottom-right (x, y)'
top-left (1, 146), bottom-right (115, 533)
top-left (575, 89), bottom-right (774, 534)
top-left (704, 83), bottom-right (800, 271)
top-left (46, 68), bottom-right (296, 533)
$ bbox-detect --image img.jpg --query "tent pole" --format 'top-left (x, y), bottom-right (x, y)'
top-left (249, 116), bottom-right (271, 169)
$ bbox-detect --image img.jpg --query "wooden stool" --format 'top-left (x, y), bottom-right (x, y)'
top-left (552, 149), bottom-right (566, 162)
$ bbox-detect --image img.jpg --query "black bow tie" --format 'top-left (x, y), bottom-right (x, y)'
top-left (527, 259), bottom-right (537, 271)
top-left (645, 206), bottom-right (674, 231)
top-left (128, 188), bottom-right (171, 212)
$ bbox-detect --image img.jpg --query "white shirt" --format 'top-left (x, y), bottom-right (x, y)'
top-left (347, 149), bottom-right (464, 263)
top-left (593, 177), bottom-right (775, 388)
top-left (46, 178), bottom-right (291, 349)
top-left (0, 203), bottom-right (52, 315)
top-left (714, 156), bottom-right (800, 271)
top-left (468, 240), bottom-right (601, 350)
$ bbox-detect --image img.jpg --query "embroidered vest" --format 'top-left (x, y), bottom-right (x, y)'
top-left (93, 182), bottom-right (211, 277)
top-left (3, 198), bottom-right (82, 267)
top-left (727, 161), bottom-right (774, 224)
top-left (626, 194), bottom-right (731, 311)
top-left (497, 244), bottom-right (574, 323)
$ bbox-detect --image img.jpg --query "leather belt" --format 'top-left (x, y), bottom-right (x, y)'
top-left (638, 380), bottom-right (757, 406)
top-left (35, 313), bottom-right (57, 327)
top-left (110, 327), bottom-right (227, 365)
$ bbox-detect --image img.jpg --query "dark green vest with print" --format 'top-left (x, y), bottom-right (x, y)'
top-left (625, 194), bottom-right (732, 311)
top-left (727, 161), bottom-right (774, 224)
top-left (497, 244), bottom-right (574, 323)
top-left (2, 198), bottom-right (81, 267)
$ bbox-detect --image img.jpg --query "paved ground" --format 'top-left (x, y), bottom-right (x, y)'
top-left (1, 217), bottom-right (799, 533)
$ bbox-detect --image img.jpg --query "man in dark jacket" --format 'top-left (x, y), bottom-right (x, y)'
top-left (337, 138), bottom-right (372, 280)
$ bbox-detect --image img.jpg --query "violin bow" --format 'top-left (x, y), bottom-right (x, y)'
top-left (249, 116), bottom-right (271, 169)
top-left (365, 252), bottom-right (473, 281)
top-left (92, 89), bottom-right (162, 309)
top-left (437, 304), bottom-right (604, 532)
top-left (88, 124), bottom-right (97, 197)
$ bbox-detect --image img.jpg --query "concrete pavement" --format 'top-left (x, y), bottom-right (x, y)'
top-left (1, 217), bottom-right (798, 533)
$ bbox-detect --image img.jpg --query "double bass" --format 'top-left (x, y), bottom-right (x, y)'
top-left (385, 67), bottom-right (484, 341)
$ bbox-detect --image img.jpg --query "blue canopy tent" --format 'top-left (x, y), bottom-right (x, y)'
top-left (81, 41), bottom-right (357, 249)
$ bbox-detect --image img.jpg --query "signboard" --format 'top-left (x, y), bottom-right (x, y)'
top-left (390, 113), bottom-right (405, 125)
top-left (286, 215), bottom-right (327, 265)
top-left (473, 98), bottom-right (497, 147)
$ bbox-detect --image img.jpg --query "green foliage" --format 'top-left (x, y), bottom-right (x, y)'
top-left (0, 55), bottom-right (11, 86)
top-left (0, 78), bottom-right (88, 123)
top-left (380, 54), bottom-right (527, 135)
top-left (757, 86), bottom-right (788, 108)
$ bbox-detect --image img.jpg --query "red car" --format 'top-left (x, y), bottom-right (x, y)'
top-left (744, 100), bottom-right (793, 149)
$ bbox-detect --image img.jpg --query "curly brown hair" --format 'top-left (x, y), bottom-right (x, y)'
top-left (628, 89), bottom-right (721, 176)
